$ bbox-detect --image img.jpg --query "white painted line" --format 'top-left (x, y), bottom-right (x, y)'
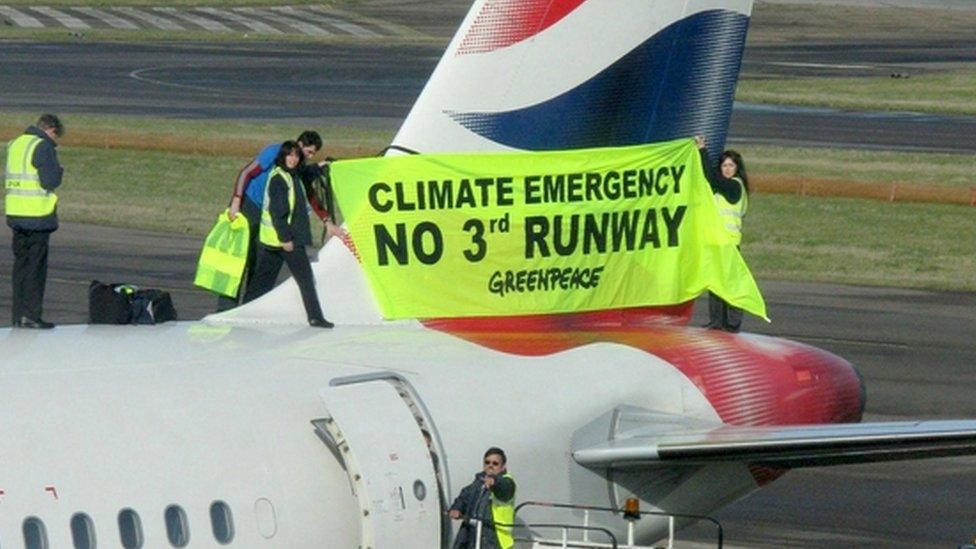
top-left (112, 7), bottom-right (184, 30)
top-left (153, 7), bottom-right (231, 32)
top-left (29, 6), bottom-right (89, 29)
top-left (195, 7), bottom-right (282, 34)
top-left (72, 7), bottom-right (139, 30)
top-left (304, 6), bottom-right (380, 37)
top-left (235, 6), bottom-right (331, 36)
top-left (768, 61), bottom-right (876, 70)
top-left (0, 6), bottom-right (44, 28)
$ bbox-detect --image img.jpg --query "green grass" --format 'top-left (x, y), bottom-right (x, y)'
top-left (56, 148), bottom-right (242, 235)
top-left (0, 111), bottom-right (396, 163)
top-left (745, 194), bottom-right (976, 291)
top-left (733, 145), bottom-right (976, 188)
top-left (736, 72), bottom-right (976, 116)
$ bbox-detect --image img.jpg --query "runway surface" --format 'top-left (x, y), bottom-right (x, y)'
top-left (2, 2), bottom-right (976, 547)
top-left (0, 39), bottom-right (974, 153)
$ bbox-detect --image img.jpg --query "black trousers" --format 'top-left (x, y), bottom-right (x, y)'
top-left (708, 291), bottom-right (743, 333)
top-left (11, 228), bottom-right (51, 323)
top-left (244, 244), bottom-right (325, 322)
top-left (216, 199), bottom-right (261, 312)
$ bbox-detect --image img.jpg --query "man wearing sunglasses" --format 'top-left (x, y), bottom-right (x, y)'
top-left (448, 447), bottom-right (517, 549)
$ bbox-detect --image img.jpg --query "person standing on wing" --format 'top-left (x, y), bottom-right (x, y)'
top-left (5, 114), bottom-right (65, 329)
top-left (243, 141), bottom-right (332, 328)
top-left (697, 135), bottom-right (750, 333)
top-left (219, 130), bottom-right (338, 311)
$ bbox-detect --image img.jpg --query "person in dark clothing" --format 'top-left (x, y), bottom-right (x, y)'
top-left (449, 447), bottom-right (517, 549)
top-left (217, 130), bottom-right (339, 312)
top-left (242, 141), bottom-right (333, 328)
top-left (5, 114), bottom-right (65, 329)
top-left (696, 136), bottom-right (749, 333)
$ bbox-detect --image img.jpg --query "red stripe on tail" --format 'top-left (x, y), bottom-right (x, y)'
top-left (458, 0), bottom-right (588, 55)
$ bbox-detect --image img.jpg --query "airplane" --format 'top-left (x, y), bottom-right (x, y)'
top-left (4, 0), bottom-right (976, 548)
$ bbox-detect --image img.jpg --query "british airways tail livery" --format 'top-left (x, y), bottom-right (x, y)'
top-left (394, 0), bottom-right (751, 160)
top-left (4, 1), bottom-right (976, 548)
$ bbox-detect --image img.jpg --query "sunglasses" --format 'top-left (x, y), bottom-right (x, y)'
top-left (484, 460), bottom-right (501, 466)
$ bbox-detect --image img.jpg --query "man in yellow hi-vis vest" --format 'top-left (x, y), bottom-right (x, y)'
top-left (4, 114), bottom-right (65, 329)
top-left (449, 447), bottom-right (517, 549)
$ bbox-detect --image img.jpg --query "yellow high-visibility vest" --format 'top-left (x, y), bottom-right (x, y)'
top-left (714, 176), bottom-right (748, 245)
top-left (490, 472), bottom-right (516, 549)
top-left (259, 166), bottom-right (295, 247)
top-left (194, 210), bottom-right (250, 297)
top-left (5, 134), bottom-right (58, 217)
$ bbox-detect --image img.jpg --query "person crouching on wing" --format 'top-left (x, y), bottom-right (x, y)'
top-left (449, 447), bottom-right (517, 549)
top-left (243, 141), bottom-right (333, 328)
top-left (696, 136), bottom-right (750, 333)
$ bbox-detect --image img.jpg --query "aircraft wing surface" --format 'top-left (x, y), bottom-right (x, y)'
top-left (573, 420), bottom-right (976, 468)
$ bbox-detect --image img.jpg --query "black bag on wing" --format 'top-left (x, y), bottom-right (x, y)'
top-left (88, 281), bottom-right (177, 324)
top-left (129, 289), bottom-right (177, 324)
top-left (88, 280), bottom-right (133, 324)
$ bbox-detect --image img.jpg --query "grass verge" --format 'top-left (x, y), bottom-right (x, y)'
top-left (746, 194), bottom-right (976, 291)
top-left (736, 72), bottom-right (976, 116)
top-left (733, 145), bottom-right (975, 188)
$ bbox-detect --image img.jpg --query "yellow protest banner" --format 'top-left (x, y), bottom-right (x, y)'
top-left (331, 138), bottom-right (767, 320)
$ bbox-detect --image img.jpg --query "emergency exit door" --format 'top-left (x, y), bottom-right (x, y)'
top-left (316, 381), bottom-right (440, 548)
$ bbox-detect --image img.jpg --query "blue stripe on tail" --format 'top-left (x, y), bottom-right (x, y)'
top-left (447, 10), bottom-right (749, 163)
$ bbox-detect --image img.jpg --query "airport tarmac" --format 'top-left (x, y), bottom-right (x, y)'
top-left (1, 2), bottom-right (975, 547)
top-left (1, 38), bottom-right (975, 153)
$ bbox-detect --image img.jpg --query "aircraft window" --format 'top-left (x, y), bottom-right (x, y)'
top-left (23, 517), bottom-right (49, 549)
top-left (210, 501), bottom-right (235, 544)
top-left (71, 513), bottom-right (97, 549)
top-left (164, 505), bottom-right (190, 547)
top-left (117, 509), bottom-right (144, 549)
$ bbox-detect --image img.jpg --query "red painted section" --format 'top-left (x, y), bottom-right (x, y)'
top-left (423, 303), bottom-right (693, 354)
top-left (425, 307), bottom-right (864, 486)
top-left (458, 0), bottom-right (588, 55)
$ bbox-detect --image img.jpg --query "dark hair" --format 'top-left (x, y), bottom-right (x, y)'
top-left (274, 140), bottom-right (301, 171)
top-left (37, 114), bottom-right (64, 138)
top-left (720, 150), bottom-right (749, 194)
top-left (484, 447), bottom-right (507, 464)
top-left (296, 130), bottom-right (323, 151)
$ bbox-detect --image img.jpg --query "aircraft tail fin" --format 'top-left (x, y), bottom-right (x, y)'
top-left (392, 0), bottom-right (754, 160)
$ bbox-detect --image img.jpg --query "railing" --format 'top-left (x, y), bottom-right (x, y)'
top-left (512, 500), bottom-right (723, 549)
top-left (457, 516), bottom-right (619, 549)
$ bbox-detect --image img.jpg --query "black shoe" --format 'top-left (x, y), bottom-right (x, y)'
top-left (14, 316), bottom-right (55, 329)
top-left (309, 317), bottom-right (334, 329)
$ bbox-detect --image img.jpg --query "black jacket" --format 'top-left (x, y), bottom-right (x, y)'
top-left (699, 148), bottom-right (743, 205)
top-left (6, 126), bottom-right (63, 231)
top-left (450, 471), bottom-right (516, 549)
top-left (266, 168), bottom-right (312, 247)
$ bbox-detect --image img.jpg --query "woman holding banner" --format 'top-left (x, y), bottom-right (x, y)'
top-left (696, 136), bottom-right (750, 333)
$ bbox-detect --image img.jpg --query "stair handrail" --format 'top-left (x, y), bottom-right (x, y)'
top-left (456, 515), bottom-right (619, 549)
top-left (513, 500), bottom-right (723, 549)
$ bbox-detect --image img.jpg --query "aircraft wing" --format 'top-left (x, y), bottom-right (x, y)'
top-left (573, 420), bottom-right (976, 468)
